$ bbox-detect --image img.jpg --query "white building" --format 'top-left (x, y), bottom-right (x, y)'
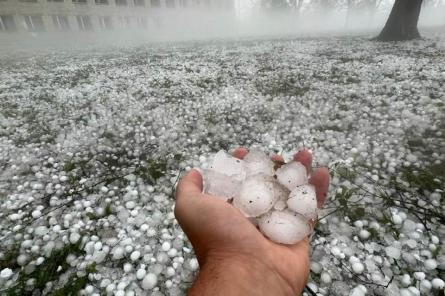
top-left (0, 0), bottom-right (234, 32)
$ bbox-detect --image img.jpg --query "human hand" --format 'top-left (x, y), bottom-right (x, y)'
top-left (175, 148), bottom-right (330, 296)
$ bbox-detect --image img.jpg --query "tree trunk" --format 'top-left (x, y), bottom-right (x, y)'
top-left (376, 0), bottom-right (423, 41)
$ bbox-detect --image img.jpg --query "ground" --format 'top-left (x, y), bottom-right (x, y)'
top-left (0, 32), bottom-right (444, 295)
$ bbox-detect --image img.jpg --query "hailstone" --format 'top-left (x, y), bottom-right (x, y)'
top-left (275, 161), bottom-right (307, 190)
top-left (203, 169), bottom-right (242, 200)
top-left (243, 149), bottom-right (275, 176)
top-left (208, 150), bottom-right (246, 181)
top-left (233, 175), bottom-right (277, 217)
top-left (0, 268), bottom-right (13, 279)
top-left (259, 210), bottom-right (311, 244)
top-left (287, 184), bottom-right (317, 219)
top-left (203, 150), bottom-right (248, 200)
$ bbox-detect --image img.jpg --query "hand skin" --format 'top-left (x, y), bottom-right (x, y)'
top-left (174, 148), bottom-right (330, 296)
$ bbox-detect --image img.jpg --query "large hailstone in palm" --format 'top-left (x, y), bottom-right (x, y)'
top-left (258, 210), bottom-right (311, 244)
top-left (202, 149), bottom-right (319, 245)
top-left (203, 151), bottom-right (246, 200)
top-left (233, 175), bottom-right (277, 217)
top-left (243, 149), bottom-right (275, 177)
top-left (203, 169), bottom-right (243, 201)
top-left (287, 184), bottom-right (317, 220)
top-left (275, 161), bottom-right (307, 190)
top-left (208, 150), bottom-right (246, 180)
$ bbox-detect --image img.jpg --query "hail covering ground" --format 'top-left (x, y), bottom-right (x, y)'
top-left (0, 32), bottom-right (444, 295)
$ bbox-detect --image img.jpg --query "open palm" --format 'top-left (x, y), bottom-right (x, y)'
top-left (175, 148), bottom-right (330, 295)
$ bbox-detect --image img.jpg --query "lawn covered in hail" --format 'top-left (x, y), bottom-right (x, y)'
top-left (0, 34), bottom-right (444, 296)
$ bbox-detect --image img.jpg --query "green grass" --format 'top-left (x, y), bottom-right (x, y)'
top-left (134, 158), bottom-right (168, 184)
top-left (51, 275), bottom-right (89, 296)
top-left (0, 242), bottom-right (21, 271)
top-left (3, 242), bottom-right (87, 296)
top-left (331, 161), bottom-right (445, 233)
top-left (51, 263), bottom-right (96, 296)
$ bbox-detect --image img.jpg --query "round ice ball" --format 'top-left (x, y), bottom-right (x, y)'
top-left (141, 273), bottom-right (158, 290)
top-left (287, 184), bottom-right (317, 219)
top-left (0, 268), bottom-right (13, 279)
top-left (432, 278), bottom-right (444, 290)
top-left (259, 210), bottom-right (311, 244)
top-left (275, 161), bottom-right (307, 191)
top-left (233, 175), bottom-right (277, 217)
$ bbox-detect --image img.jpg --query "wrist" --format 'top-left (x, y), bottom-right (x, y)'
top-left (188, 251), bottom-right (297, 296)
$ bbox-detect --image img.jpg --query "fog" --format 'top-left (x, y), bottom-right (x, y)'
top-left (0, 0), bottom-right (444, 54)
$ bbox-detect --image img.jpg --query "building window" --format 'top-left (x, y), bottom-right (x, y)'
top-left (166, 0), bottom-right (175, 8)
top-left (0, 15), bottom-right (17, 31)
top-left (72, 0), bottom-right (87, 4)
top-left (19, 0), bottom-right (38, 2)
top-left (150, 0), bottom-right (160, 7)
top-left (134, 0), bottom-right (144, 6)
top-left (136, 17), bottom-right (147, 29)
top-left (115, 0), bottom-right (127, 5)
top-left (24, 15), bottom-right (45, 32)
top-left (52, 15), bottom-right (70, 30)
top-left (95, 0), bottom-right (108, 3)
top-left (98, 16), bottom-right (113, 30)
top-left (76, 15), bottom-right (93, 31)
top-left (48, 0), bottom-right (64, 2)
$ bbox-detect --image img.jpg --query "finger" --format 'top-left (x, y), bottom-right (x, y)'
top-left (293, 149), bottom-right (312, 174)
top-left (175, 169), bottom-right (204, 223)
top-left (271, 154), bottom-right (285, 170)
top-left (309, 167), bottom-right (330, 208)
top-left (271, 154), bottom-right (284, 162)
top-left (175, 169), bottom-right (203, 202)
top-left (232, 147), bottom-right (248, 159)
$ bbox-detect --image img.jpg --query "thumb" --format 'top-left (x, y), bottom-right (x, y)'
top-left (174, 169), bottom-right (204, 233)
top-left (175, 169), bottom-right (203, 203)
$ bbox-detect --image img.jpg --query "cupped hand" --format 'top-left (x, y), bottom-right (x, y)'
top-left (174, 148), bottom-right (330, 295)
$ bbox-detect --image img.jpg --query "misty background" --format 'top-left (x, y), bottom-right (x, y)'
top-left (1, 0), bottom-right (445, 54)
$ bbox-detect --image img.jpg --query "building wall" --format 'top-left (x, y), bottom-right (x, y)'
top-left (0, 0), bottom-right (234, 32)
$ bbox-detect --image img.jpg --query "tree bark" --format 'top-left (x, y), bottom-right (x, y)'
top-left (376, 0), bottom-right (423, 41)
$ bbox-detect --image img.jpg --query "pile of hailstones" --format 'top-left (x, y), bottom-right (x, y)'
top-left (202, 149), bottom-right (318, 244)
